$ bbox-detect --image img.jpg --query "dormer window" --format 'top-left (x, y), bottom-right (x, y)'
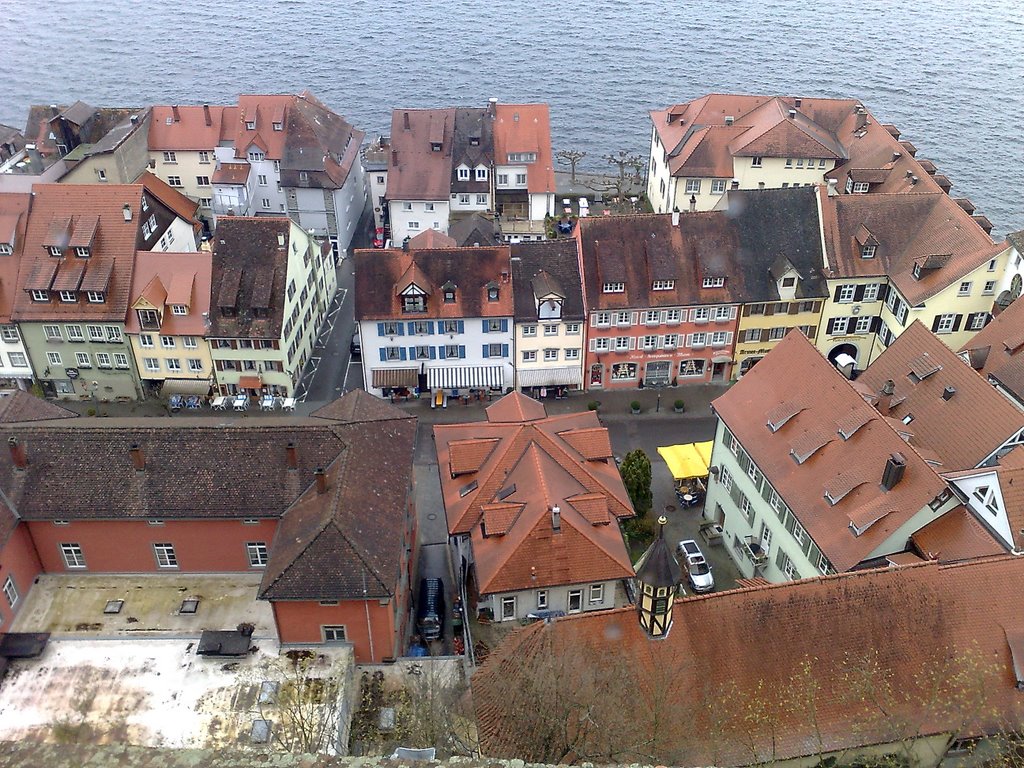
top-left (912, 262), bottom-right (922, 280)
top-left (702, 277), bottom-right (726, 288)
top-left (0, 244), bottom-right (12, 256)
top-left (507, 152), bottom-right (537, 163)
top-left (781, 277), bottom-right (796, 287)
top-left (442, 283), bottom-right (457, 303)
top-left (171, 304), bottom-right (187, 315)
top-left (602, 282), bottom-right (625, 293)
top-left (272, 121), bottom-right (283, 131)
top-left (487, 284), bottom-right (500, 301)
top-left (861, 245), bottom-right (877, 259)
top-left (457, 166), bottom-right (470, 181)
top-left (74, 246), bottom-right (90, 258)
top-left (470, 136), bottom-right (480, 147)
top-left (431, 142), bottom-right (442, 152)
top-left (652, 280), bottom-right (675, 291)
top-left (245, 120), bottom-right (256, 130)
top-left (86, 291), bottom-right (104, 303)
top-left (30, 290), bottom-right (49, 302)
top-left (402, 296), bottom-right (426, 313)
top-left (248, 150), bottom-right (265, 162)
top-left (137, 308), bottom-right (161, 330)
top-left (48, 246), bottom-right (63, 257)
top-left (58, 290), bottom-right (77, 303)
top-left (299, 171), bottom-right (308, 182)
top-left (475, 167), bottom-right (488, 181)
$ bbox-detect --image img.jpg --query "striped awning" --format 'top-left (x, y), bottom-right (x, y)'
top-left (371, 367), bottom-right (419, 389)
top-left (162, 378), bottom-right (212, 396)
top-left (427, 365), bottom-right (504, 390)
top-left (518, 366), bottom-right (582, 388)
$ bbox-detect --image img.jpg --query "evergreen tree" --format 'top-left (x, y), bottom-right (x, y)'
top-left (620, 449), bottom-right (652, 516)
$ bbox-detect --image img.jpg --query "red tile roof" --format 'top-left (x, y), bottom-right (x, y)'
top-left (0, 193), bottom-right (32, 323)
top-left (148, 105), bottom-right (227, 151)
top-left (124, 251), bottom-right (212, 337)
top-left (493, 104), bottom-right (555, 194)
top-left (713, 330), bottom-right (948, 571)
top-left (474, 557), bottom-right (1024, 764)
top-left (911, 504), bottom-right (1004, 562)
top-left (959, 296), bottom-right (1024, 403)
top-left (484, 391), bottom-right (546, 422)
top-left (386, 108), bottom-right (456, 201)
top-left (858, 320), bottom-right (1024, 470)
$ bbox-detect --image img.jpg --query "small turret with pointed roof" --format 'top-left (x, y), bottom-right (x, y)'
top-left (635, 516), bottom-right (681, 638)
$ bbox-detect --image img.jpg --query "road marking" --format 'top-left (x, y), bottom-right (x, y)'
top-left (342, 357), bottom-right (361, 391)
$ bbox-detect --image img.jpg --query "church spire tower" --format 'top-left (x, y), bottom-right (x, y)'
top-left (635, 516), bottom-right (681, 638)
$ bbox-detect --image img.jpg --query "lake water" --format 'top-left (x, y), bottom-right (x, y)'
top-left (2, 0), bottom-right (1022, 234)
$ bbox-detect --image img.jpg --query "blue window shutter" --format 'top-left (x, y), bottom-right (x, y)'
top-left (457, 320), bottom-right (465, 333)
top-left (409, 346), bottom-right (416, 359)
top-left (459, 345), bottom-right (466, 358)
top-left (482, 320), bottom-right (489, 334)
top-left (439, 346), bottom-right (447, 360)
top-left (399, 347), bottom-right (407, 361)
top-left (396, 323), bottom-right (404, 336)
top-left (429, 347), bottom-right (437, 359)
top-left (502, 344), bottom-right (509, 357)
top-left (427, 321), bottom-right (435, 334)
top-left (377, 322), bottom-right (385, 336)
top-left (407, 322), bottom-right (416, 335)
top-left (379, 348), bottom-right (387, 362)
top-left (483, 345), bottom-right (490, 358)
top-left (500, 319), bottom-right (508, 332)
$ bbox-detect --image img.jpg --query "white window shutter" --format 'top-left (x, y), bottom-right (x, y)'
top-left (685, 333), bottom-right (693, 346)
top-left (631, 312), bottom-right (638, 325)
top-left (730, 306), bottom-right (737, 319)
top-left (589, 338), bottom-right (596, 352)
top-left (726, 332), bottom-right (734, 343)
top-left (628, 337), bottom-right (636, 350)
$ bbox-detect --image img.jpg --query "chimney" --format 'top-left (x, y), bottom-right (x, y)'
top-left (49, 104), bottom-right (59, 117)
top-left (906, 170), bottom-right (914, 178)
top-left (203, 104), bottom-right (212, 127)
top-left (285, 441), bottom-right (298, 470)
top-left (551, 505), bottom-right (561, 532)
top-left (314, 466), bottom-right (327, 495)
top-left (671, 207), bottom-right (680, 226)
top-left (8, 437), bottom-right (26, 470)
top-left (827, 178), bottom-right (839, 196)
top-left (942, 385), bottom-right (956, 401)
top-left (788, 108), bottom-right (797, 119)
top-left (403, 111), bottom-right (410, 130)
top-left (689, 195), bottom-right (697, 213)
top-left (892, 151), bottom-right (902, 162)
top-left (488, 97), bottom-right (498, 115)
top-left (129, 444), bottom-right (145, 472)
top-left (391, 149), bottom-right (398, 167)
top-left (876, 379), bottom-right (895, 414)
top-left (881, 453), bottom-right (906, 491)
top-left (277, 232), bottom-right (286, 247)
top-left (130, 114), bottom-right (138, 125)
top-left (122, 204), bottom-right (133, 222)
top-left (402, 236), bottom-right (410, 252)
top-left (911, 175), bottom-right (919, 185)
top-left (171, 105), bottom-right (180, 122)
top-left (855, 112), bottom-right (868, 131)
top-left (794, 98), bottom-right (802, 108)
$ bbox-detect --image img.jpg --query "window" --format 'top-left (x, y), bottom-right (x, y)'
top-left (487, 343), bottom-right (504, 357)
top-left (958, 281), bottom-right (972, 297)
top-left (507, 152), bottom-right (537, 163)
top-left (44, 325), bottom-right (62, 340)
top-left (853, 182), bottom-right (870, 193)
top-left (187, 358), bottom-right (203, 372)
top-left (543, 324), bottom-right (559, 336)
top-left (3, 576), bottom-right (17, 608)
top-left (838, 284), bottom-right (856, 303)
top-left (198, 151), bottom-right (210, 164)
top-left (751, 156), bottom-right (763, 167)
top-left (246, 542), bottom-right (268, 567)
top-left (593, 337), bottom-right (609, 352)
top-left (515, 173), bottom-right (527, 185)
top-left (567, 589), bottom-right (583, 613)
top-left (457, 193), bottom-right (470, 205)
top-left (536, 590), bottom-right (548, 609)
top-left (457, 167), bottom-right (470, 180)
top-left (248, 150), bottom-right (265, 162)
top-left (565, 322), bottom-right (580, 334)
top-left (74, 246), bottom-right (91, 258)
top-left (407, 221), bottom-right (420, 230)
top-left (652, 280), bottom-right (675, 291)
top-left (60, 543), bottom-right (86, 569)
top-left (832, 317), bottom-right (849, 335)
top-left (257, 174), bottom-right (268, 186)
top-left (522, 324), bottom-right (537, 337)
top-left (702, 277), bottom-right (725, 288)
top-left (160, 336), bottom-right (175, 349)
top-left (162, 151), bottom-right (176, 163)
top-left (487, 285), bottom-right (500, 301)
top-left (114, 353), bottom-right (129, 368)
top-left (199, 197), bottom-right (212, 207)
top-left (501, 595), bottom-right (517, 620)
top-left (854, 316), bottom-right (872, 334)
top-left (603, 282), bottom-right (625, 293)
top-left (863, 283), bottom-right (880, 302)
top-left (685, 179), bottom-right (701, 194)
top-left (497, 173), bottom-right (508, 185)
top-left (165, 358), bottom-right (182, 372)
top-left (46, 351), bottom-right (62, 367)
top-left (48, 245), bottom-right (63, 257)
top-left (31, 289), bottom-right (48, 302)
top-left (272, 121), bottom-right (283, 132)
top-left (476, 167), bottom-right (488, 181)
top-left (9, 352), bottom-right (27, 367)
top-left (323, 626), bottom-right (347, 642)
top-left (819, 159), bottom-right (827, 168)
top-left (785, 158), bottom-right (793, 168)
top-left (690, 331), bottom-right (708, 347)
top-left (711, 179), bottom-right (727, 194)
top-left (565, 348), bottom-right (580, 359)
top-left (983, 280), bottom-right (996, 295)
top-left (861, 245), bottom-right (876, 259)
top-left (153, 543), bottom-right (178, 568)
top-left (587, 583), bottom-right (605, 604)
top-left (768, 326), bottom-right (786, 341)
top-left (167, 175), bottom-right (182, 187)
top-left (615, 336), bottom-right (630, 350)
top-left (522, 350), bottom-right (537, 362)
top-left (86, 291), bottom-right (105, 303)
top-left (0, 325), bottom-right (18, 342)
top-left (95, 352), bottom-right (111, 368)
top-left (664, 309), bottom-right (681, 324)
top-left (743, 328), bottom-right (760, 343)
top-left (476, 193), bottom-right (488, 205)
top-left (58, 291), bottom-right (77, 303)
top-left (936, 314), bottom-right (956, 334)
top-left (144, 357), bottom-right (160, 372)
top-left (663, 333), bottom-right (678, 348)
top-left (642, 335), bottom-right (658, 350)
top-left (544, 348), bottom-right (558, 361)
top-left (720, 466), bottom-right (733, 492)
top-left (486, 319), bottom-right (503, 332)
top-left (75, 352), bottom-right (92, 368)
top-left (195, 175), bottom-right (210, 187)
top-left (594, 312), bottom-right (611, 327)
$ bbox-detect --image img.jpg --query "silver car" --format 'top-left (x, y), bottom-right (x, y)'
top-left (677, 539), bottom-right (715, 593)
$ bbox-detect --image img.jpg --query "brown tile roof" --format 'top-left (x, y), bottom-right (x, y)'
top-left (511, 240), bottom-right (585, 323)
top-left (208, 218), bottom-right (290, 339)
top-left (557, 427), bottom-right (613, 460)
top-left (576, 189), bottom-right (825, 310)
top-left (911, 504), bottom-right (1004, 562)
top-left (124, 251), bottom-right (212, 336)
top-left (474, 557), bottom-right (1024, 764)
top-left (493, 104), bottom-right (555, 194)
top-left (959, 296), bottom-right (1024, 403)
top-left (434, 394), bottom-right (635, 593)
top-left (407, 229), bottom-right (457, 249)
top-left (309, 388), bottom-right (414, 424)
top-left (354, 246), bottom-right (513, 320)
top-left (819, 188), bottom-right (1005, 305)
top-left (858, 320), bottom-right (1024, 470)
top-left (484, 391), bottom-right (546, 422)
top-left (212, 162), bottom-right (250, 185)
top-left (713, 331), bottom-right (947, 571)
top-left (13, 184), bottom-right (143, 322)
top-left (148, 105), bottom-right (227, 151)
top-left (0, 391), bottom-right (77, 423)
top-left (0, 193), bottom-right (32, 323)
top-left (386, 108), bottom-right (457, 201)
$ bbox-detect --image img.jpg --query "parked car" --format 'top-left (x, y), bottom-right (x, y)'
top-left (677, 539), bottom-right (715, 593)
top-left (417, 577), bottom-right (445, 641)
top-left (350, 327), bottom-right (361, 357)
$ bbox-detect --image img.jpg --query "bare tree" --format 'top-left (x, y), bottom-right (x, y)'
top-left (581, 150), bottom-right (647, 206)
top-left (556, 149), bottom-right (588, 184)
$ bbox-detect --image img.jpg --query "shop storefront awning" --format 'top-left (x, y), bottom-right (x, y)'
top-left (237, 376), bottom-right (263, 389)
top-left (711, 355), bottom-right (733, 364)
top-left (371, 367), bottom-right (419, 389)
top-left (427, 365), bottom-right (504, 390)
top-left (657, 442), bottom-right (714, 481)
top-left (162, 378), bottom-right (213, 396)
top-left (518, 366), bottom-right (582, 388)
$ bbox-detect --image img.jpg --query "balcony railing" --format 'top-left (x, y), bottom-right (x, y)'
top-left (742, 536), bottom-right (769, 568)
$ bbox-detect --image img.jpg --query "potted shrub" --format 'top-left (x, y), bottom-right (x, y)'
top-left (587, 400), bottom-right (601, 411)
top-left (630, 400), bottom-right (641, 414)
top-left (674, 399), bottom-right (685, 413)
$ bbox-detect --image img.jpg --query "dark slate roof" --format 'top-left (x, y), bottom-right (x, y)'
top-left (259, 417), bottom-right (416, 600)
top-left (278, 93), bottom-right (365, 190)
top-left (634, 528), bottom-right (681, 588)
top-left (0, 391), bottom-right (77, 424)
top-left (511, 240), bottom-right (585, 322)
top-left (310, 388), bottom-right (415, 423)
top-left (449, 212), bottom-right (500, 247)
top-left (450, 108), bottom-right (492, 192)
top-left (209, 218), bottom-right (290, 339)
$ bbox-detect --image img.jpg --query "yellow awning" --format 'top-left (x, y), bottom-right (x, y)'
top-left (657, 442), bottom-right (714, 480)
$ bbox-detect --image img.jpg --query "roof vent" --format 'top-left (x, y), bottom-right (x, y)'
top-left (892, 151), bottom-right (902, 161)
top-left (314, 466), bottom-right (327, 495)
top-left (129, 444), bottom-right (145, 472)
top-left (8, 436), bottom-right (26, 470)
top-left (788, 109), bottom-right (797, 119)
top-left (551, 505), bottom-right (561, 532)
top-left (277, 232), bottom-right (285, 247)
top-left (942, 385), bottom-right (956, 401)
top-left (724, 115), bottom-right (734, 126)
top-left (285, 441), bottom-right (298, 471)
top-left (881, 453), bottom-right (906, 491)
top-left (911, 175), bottom-right (919, 185)
top-left (403, 111), bottom-right (410, 130)
top-left (122, 204), bottom-right (132, 222)
top-left (794, 98), bottom-right (802, 108)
